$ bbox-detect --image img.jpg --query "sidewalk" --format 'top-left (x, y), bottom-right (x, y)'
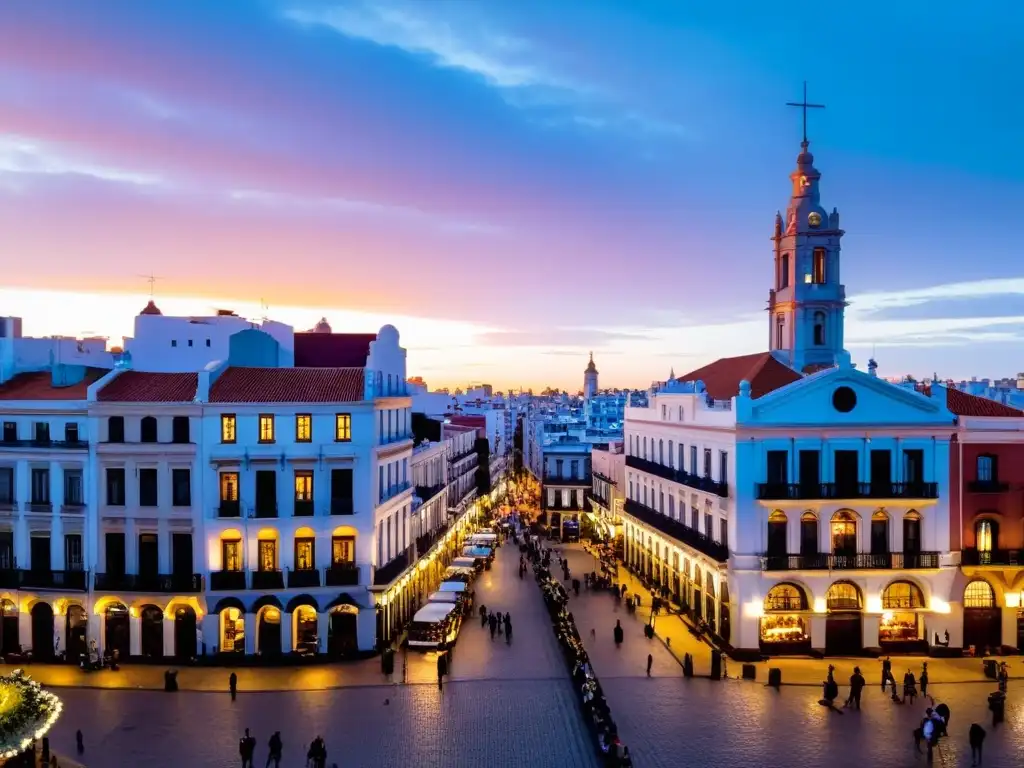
top-left (566, 544), bottom-right (1022, 687)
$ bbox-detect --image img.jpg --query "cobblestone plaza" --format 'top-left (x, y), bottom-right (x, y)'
top-left (35, 544), bottom-right (1024, 766)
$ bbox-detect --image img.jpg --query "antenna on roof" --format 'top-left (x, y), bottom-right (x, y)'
top-left (137, 273), bottom-right (162, 297)
top-left (259, 298), bottom-right (270, 324)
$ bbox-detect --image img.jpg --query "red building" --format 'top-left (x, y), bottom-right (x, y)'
top-left (948, 389), bottom-right (1024, 652)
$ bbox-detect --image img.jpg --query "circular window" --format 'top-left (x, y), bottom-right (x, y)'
top-left (832, 386), bottom-right (857, 413)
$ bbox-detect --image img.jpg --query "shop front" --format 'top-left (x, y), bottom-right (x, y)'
top-left (759, 583), bottom-right (811, 654)
top-left (878, 580), bottom-right (927, 653)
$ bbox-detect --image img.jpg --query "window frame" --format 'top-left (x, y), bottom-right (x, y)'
top-left (221, 414), bottom-right (237, 444)
top-left (258, 414), bottom-right (275, 444)
top-left (295, 414), bottom-right (312, 443)
top-left (335, 413), bottom-right (352, 442)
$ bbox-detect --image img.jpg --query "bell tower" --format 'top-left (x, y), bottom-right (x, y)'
top-left (768, 84), bottom-right (847, 373)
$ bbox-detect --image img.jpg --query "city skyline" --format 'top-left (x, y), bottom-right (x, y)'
top-left (2, 2), bottom-right (1022, 389)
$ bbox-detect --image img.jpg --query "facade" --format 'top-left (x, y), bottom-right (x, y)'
top-left (589, 441), bottom-right (624, 540)
top-left (949, 391), bottom-right (1024, 653)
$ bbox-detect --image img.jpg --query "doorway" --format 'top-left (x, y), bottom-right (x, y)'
top-left (140, 605), bottom-right (163, 658)
top-left (174, 606), bottom-right (197, 659)
top-left (329, 608), bottom-right (358, 656)
top-left (65, 605), bottom-right (88, 662)
top-left (257, 608), bottom-right (281, 656)
top-left (104, 603), bottom-right (130, 660)
top-left (31, 603), bottom-right (54, 660)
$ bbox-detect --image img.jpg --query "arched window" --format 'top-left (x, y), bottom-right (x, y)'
top-left (813, 311), bottom-right (825, 346)
top-left (659, 439), bottom-right (664, 465)
top-left (826, 581), bottom-right (862, 611)
top-left (964, 580), bottom-right (995, 608)
top-left (765, 583), bottom-right (808, 612)
top-left (775, 314), bottom-right (785, 349)
top-left (767, 510), bottom-right (788, 557)
top-left (800, 511), bottom-right (819, 556)
top-left (882, 580), bottom-right (924, 609)
top-left (903, 510), bottom-right (922, 555)
top-left (779, 253), bottom-right (790, 289)
top-left (668, 440), bottom-right (674, 468)
top-left (830, 510), bottom-right (857, 556)
top-left (870, 510), bottom-right (890, 555)
top-left (976, 518), bottom-right (998, 554)
top-left (976, 454), bottom-right (996, 483)
top-left (140, 416), bottom-right (158, 443)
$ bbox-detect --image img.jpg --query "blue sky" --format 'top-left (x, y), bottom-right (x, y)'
top-left (0, 1), bottom-right (1022, 388)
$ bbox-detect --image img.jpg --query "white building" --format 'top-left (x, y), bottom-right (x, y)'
top-left (589, 441), bottom-right (624, 540)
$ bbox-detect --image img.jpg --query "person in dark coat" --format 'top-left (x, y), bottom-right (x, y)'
top-left (266, 731), bottom-right (283, 768)
top-left (969, 723), bottom-right (986, 765)
top-left (646, 653), bottom-right (653, 677)
top-left (881, 656), bottom-right (893, 692)
top-left (488, 612), bottom-right (498, 639)
top-left (229, 672), bottom-right (238, 701)
top-left (504, 613), bottom-right (513, 644)
top-left (846, 666), bottom-right (866, 710)
top-left (613, 620), bottom-right (624, 647)
top-left (239, 728), bottom-right (256, 768)
top-left (919, 662), bottom-right (929, 697)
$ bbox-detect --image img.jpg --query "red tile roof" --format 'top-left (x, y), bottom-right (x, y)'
top-left (921, 385), bottom-right (1024, 418)
top-left (0, 368), bottom-right (108, 401)
top-left (294, 333), bottom-right (375, 368)
top-left (98, 372), bottom-right (198, 402)
top-left (210, 367), bottom-right (365, 403)
top-left (675, 352), bottom-right (802, 400)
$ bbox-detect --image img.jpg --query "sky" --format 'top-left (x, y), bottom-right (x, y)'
top-left (1, 2), bottom-right (1023, 391)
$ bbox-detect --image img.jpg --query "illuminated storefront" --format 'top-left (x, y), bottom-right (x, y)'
top-left (759, 583), bottom-right (811, 652)
top-left (878, 580), bottom-right (925, 650)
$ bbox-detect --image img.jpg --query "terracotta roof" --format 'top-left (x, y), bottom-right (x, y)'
top-left (921, 385), bottom-right (1024, 418)
top-left (210, 367), bottom-right (365, 403)
top-left (294, 333), bottom-right (375, 368)
top-left (675, 352), bottom-right (802, 400)
top-left (98, 371), bottom-right (198, 403)
top-left (0, 368), bottom-right (108, 401)
top-left (139, 300), bottom-right (163, 316)
top-left (802, 362), bottom-right (835, 374)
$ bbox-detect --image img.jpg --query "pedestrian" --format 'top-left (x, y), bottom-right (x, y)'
top-left (646, 653), bottom-right (653, 677)
top-left (75, 729), bottom-right (84, 755)
top-left (920, 662), bottom-right (929, 698)
top-left (437, 652), bottom-right (447, 692)
top-left (968, 722), bottom-right (986, 765)
top-left (614, 619), bottom-right (624, 647)
top-left (881, 656), bottom-right (893, 692)
top-left (846, 666), bottom-right (865, 710)
top-left (240, 728), bottom-right (256, 768)
top-left (266, 731), bottom-right (283, 768)
top-left (229, 672), bottom-right (238, 702)
top-left (504, 613), bottom-right (512, 644)
top-left (489, 612), bottom-right (497, 639)
top-left (903, 670), bottom-right (917, 705)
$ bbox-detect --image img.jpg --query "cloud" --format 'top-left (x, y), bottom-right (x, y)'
top-left (478, 328), bottom-right (652, 347)
top-left (0, 134), bottom-right (165, 188)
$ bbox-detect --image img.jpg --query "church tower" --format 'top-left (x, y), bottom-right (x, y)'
top-left (767, 129), bottom-right (847, 373)
top-left (584, 352), bottom-right (599, 400)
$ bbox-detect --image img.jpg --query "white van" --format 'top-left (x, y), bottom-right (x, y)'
top-left (407, 603), bottom-right (461, 649)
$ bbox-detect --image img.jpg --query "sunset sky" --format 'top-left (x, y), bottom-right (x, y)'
top-left (2, 2), bottom-right (1022, 390)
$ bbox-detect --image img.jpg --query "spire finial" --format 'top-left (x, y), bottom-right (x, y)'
top-left (589, 350), bottom-right (593, 363)
top-left (786, 81), bottom-right (825, 145)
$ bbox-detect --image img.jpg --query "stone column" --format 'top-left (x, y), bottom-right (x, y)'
top-left (201, 613), bottom-right (218, 655)
top-left (129, 614), bottom-right (141, 656)
top-left (157, 518), bottom-right (171, 574)
top-left (55, 612), bottom-right (67, 659)
top-left (861, 614), bottom-right (880, 650)
top-left (357, 606), bottom-right (375, 651)
top-left (50, 508), bottom-right (65, 570)
top-left (809, 615), bottom-right (826, 653)
top-left (281, 610), bottom-right (294, 653)
top-left (1002, 607), bottom-right (1019, 649)
top-left (125, 518), bottom-right (138, 575)
top-left (318, 612), bottom-right (330, 654)
top-left (163, 616), bottom-right (175, 657)
top-left (244, 613), bottom-right (256, 655)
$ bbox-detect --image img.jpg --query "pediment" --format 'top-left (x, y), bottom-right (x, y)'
top-left (744, 367), bottom-right (954, 427)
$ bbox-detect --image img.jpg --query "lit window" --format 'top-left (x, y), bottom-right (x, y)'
top-left (219, 472), bottom-right (239, 501)
top-left (258, 414), bottom-right (275, 443)
top-left (296, 414), bottom-right (312, 442)
top-left (222, 539), bottom-right (242, 571)
top-left (258, 540), bottom-right (277, 571)
top-left (336, 413), bottom-right (352, 442)
top-left (221, 414), bottom-right (236, 443)
top-left (812, 248), bottom-right (826, 284)
top-left (295, 538), bottom-right (315, 570)
top-left (294, 471), bottom-right (313, 501)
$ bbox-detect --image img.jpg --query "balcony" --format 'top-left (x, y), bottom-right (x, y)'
top-left (288, 568), bottom-right (320, 588)
top-left (19, 568), bottom-right (88, 591)
top-left (94, 572), bottom-right (203, 592)
top-left (756, 481), bottom-right (939, 501)
top-left (0, 498), bottom-right (15, 512)
top-left (543, 494), bottom-right (591, 512)
top-left (210, 570), bottom-right (247, 591)
top-left (0, 439), bottom-right (88, 450)
top-left (251, 569), bottom-right (284, 590)
top-left (27, 501), bottom-right (53, 513)
top-left (625, 455), bottom-right (729, 498)
top-left (251, 501), bottom-right (276, 520)
top-left (592, 471), bottom-right (617, 486)
top-left (293, 500), bottom-right (314, 517)
top-left (325, 564), bottom-right (360, 586)
top-left (61, 501), bottom-right (86, 513)
top-left (449, 448), bottom-right (476, 464)
top-left (967, 480), bottom-right (1010, 494)
top-left (380, 482), bottom-right (411, 505)
top-left (760, 551), bottom-right (940, 571)
top-left (330, 498), bottom-right (354, 516)
top-left (416, 523), bottom-right (449, 557)
top-left (380, 433), bottom-right (413, 446)
top-left (373, 547), bottom-right (412, 586)
top-left (623, 499), bottom-right (729, 563)
top-left (542, 474), bottom-right (591, 487)
top-left (415, 483), bottom-right (445, 502)
top-left (218, 500), bottom-right (241, 518)
top-left (590, 490), bottom-right (611, 510)
top-left (961, 548), bottom-right (1024, 566)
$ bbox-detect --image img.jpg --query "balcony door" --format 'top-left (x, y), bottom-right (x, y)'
top-left (833, 451), bottom-right (859, 497)
top-left (830, 510), bottom-right (857, 562)
top-left (870, 450), bottom-right (892, 494)
top-left (139, 533), bottom-right (159, 578)
top-left (172, 533), bottom-right (194, 577)
top-left (30, 535), bottom-right (51, 572)
top-left (255, 471), bottom-right (277, 517)
top-left (798, 450), bottom-right (820, 493)
top-left (766, 451), bottom-right (788, 487)
top-left (975, 519), bottom-right (997, 564)
top-left (106, 532), bottom-right (126, 576)
top-left (766, 511), bottom-right (787, 557)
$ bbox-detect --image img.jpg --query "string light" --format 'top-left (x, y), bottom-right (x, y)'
top-left (0, 670), bottom-right (63, 759)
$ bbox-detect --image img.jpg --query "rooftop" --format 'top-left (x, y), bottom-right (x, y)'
top-left (98, 371), bottom-right (199, 403)
top-left (293, 332), bottom-right (375, 368)
top-left (922, 385), bottom-right (1024, 418)
top-left (674, 352), bottom-right (802, 400)
top-left (0, 368), bottom-right (108, 401)
top-left (210, 367), bottom-right (365, 403)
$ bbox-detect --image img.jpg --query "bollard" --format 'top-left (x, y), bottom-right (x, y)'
top-left (768, 667), bottom-right (782, 688)
top-left (710, 650), bottom-right (722, 680)
top-left (683, 653), bottom-right (694, 678)
top-left (742, 663), bottom-right (756, 681)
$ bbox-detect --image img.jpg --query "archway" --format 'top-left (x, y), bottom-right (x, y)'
top-left (220, 607), bottom-right (245, 654)
top-left (104, 602), bottom-right (130, 661)
top-left (825, 581), bottom-right (863, 656)
top-left (0, 599), bottom-right (19, 656)
top-left (140, 605), bottom-right (164, 658)
top-left (760, 583), bottom-right (810, 653)
top-left (879, 580), bottom-right (925, 652)
top-left (704, 572), bottom-right (717, 633)
top-left (65, 604), bottom-right (88, 662)
top-left (174, 606), bottom-right (198, 659)
top-left (30, 603), bottom-right (54, 660)
top-left (692, 566), bottom-right (703, 620)
top-left (257, 606), bottom-right (281, 656)
top-left (328, 605), bottom-right (359, 656)
top-left (963, 580), bottom-right (1001, 654)
top-left (294, 605), bottom-right (318, 653)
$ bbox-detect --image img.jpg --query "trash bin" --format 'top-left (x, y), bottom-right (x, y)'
top-left (710, 650), bottom-right (722, 680)
top-left (988, 691), bottom-right (1005, 724)
top-left (768, 667), bottom-right (782, 688)
top-left (742, 663), bottom-right (757, 681)
top-left (683, 653), bottom-right (694, 678)
top-left (381, 648), bottom-right (395, 676)
top-left (983, 659), bottom-right (997, 679)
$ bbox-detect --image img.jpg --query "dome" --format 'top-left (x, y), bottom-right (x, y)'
top-left (584, 351), bottom-right (598, 374)
top-left (139, 300), bottom-right (162, 316)
top-left (312, 317), bottom-right (332, 334)
top-left (378, 324), bottom-right (400, 344)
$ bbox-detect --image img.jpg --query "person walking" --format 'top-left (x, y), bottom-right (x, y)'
top-left (920, 662), bottom-right (929, 698)
top-left (239, 728), bottom-right (256, 768)
top-left (504, 613), bottom-right (513, 645)
top-left (266, 731), bottom-right (283, 768)
top-left (968, 722), bottom-right (986, 765)
top-left (496, 611), bottom-right (503, 635)
top-left (881, 656), bottom-right (893, 692)
top-left (613, 619), bottom-right (624, 647)
top-left (846, 666), bottom-right (865, 710)
top-left (646, 653), bottom-right (653, 677)
top-left (436, 652), bottom-right (447, 692)
top-left (903, 670), bottom-right (917, 705)
top-left (76, 730), bottom-right (84, 756)
top-left (229, 672), bottom-right (238, 702)
top-left (489, 612), bottom-right (498, 640)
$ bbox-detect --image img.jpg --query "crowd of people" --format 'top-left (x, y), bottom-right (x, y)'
top-left (236, 729), bottom-right (331, 768)
top-left (527, 535), bottom-right (632, 767)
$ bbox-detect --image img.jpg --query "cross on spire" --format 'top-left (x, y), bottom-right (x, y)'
top-left (138, 273), bottom-right (161, 297)
top-left (786, 81), bottom-right (825, 144)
